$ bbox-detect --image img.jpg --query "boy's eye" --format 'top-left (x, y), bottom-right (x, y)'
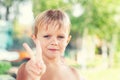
top-left (58, 36), bottom-right (65, 39)
top-left (43, 35), bottom-right (50, 38)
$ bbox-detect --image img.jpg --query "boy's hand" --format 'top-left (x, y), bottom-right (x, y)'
top-left (23, 38), bottom-right (46, 79)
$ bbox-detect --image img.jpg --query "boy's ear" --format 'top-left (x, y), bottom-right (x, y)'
top-left (31, 34), bottom-right (36, 40)
top-left (67, 35), bottom-right (71, 44)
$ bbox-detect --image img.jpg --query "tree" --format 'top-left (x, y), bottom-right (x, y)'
top-left (32, 0), bottom-right (72, 17)
top-left (0, 0), bottom-right (26, 21)
top-left (32, 0), bottom-right (120, 50)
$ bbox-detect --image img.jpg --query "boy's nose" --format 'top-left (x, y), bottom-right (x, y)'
top-left (50, 37), bottom-right (58, 46)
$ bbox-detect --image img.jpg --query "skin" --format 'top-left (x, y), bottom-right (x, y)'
top-left (17, 10), bottom-right (81, 80)
top-left (20, 25), bottom-right (81, 80)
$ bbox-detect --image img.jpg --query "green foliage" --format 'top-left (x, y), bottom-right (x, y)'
top-left (77, 0), bottom-right (119, 40)
top-left (116, 33), bottom-right (120, 51)
top-left (0, 61), bottom-right (12, 74)
top-left (114, 52), bottom-right (120, 67)
top-left (32, 0), bottom-right (120, 52)
top-left (32, 0), bottom-right (72, 17)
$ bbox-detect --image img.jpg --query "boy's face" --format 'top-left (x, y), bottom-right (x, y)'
top-left (36, 26), bottom-right (71, 59)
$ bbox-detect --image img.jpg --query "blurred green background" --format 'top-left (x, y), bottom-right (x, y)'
top-left (0, 0), bottom-right (120, 80)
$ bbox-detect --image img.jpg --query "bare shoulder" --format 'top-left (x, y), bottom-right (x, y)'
top-left (70, 67), bottom-right (85, 80)
top-left (70, 67), bottom-right (80, 78)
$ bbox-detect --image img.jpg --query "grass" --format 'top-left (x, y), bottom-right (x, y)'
top-left (80, 67), bottom-right (120, 80)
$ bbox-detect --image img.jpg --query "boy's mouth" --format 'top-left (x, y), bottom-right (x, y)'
top-left (48, 49), bottom-right (58, 51)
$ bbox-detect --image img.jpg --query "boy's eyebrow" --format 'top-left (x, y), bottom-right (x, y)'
top-left (58, 33), bottom-right (66, 35)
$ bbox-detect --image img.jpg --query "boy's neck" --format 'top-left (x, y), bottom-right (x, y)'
top-left (42, 55), bottom-right (65, 66)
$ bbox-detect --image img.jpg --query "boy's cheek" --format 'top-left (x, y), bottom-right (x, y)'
top-left (61, 43), bottom-right (67, 47)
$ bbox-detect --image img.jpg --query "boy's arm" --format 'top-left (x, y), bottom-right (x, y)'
top-left (16, 63), bottom-right (33, 80)
top-left (16, 63), bottom-right (27, 80)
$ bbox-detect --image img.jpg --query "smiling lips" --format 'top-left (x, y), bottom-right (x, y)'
top-left (48, 49), bottom-right (58, 51)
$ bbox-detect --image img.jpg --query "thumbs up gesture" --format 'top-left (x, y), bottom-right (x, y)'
top-left (23, 37), bottom-right (46, 79)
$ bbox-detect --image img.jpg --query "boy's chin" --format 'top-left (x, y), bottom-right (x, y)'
top-left (45, 53), bottom-right (61, 59)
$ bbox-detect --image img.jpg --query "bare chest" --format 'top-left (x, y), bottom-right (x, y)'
top-left (41, 68), bottom-right (78, 80)
top-left (41, 73), bottom-right (78, 80)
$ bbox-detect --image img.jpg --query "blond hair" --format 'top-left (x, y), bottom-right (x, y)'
top-left (33, 9), bottom-right (71, 37)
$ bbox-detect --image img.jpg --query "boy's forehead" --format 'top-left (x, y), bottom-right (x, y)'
top-left (38, 24), bottom-right (69, 34)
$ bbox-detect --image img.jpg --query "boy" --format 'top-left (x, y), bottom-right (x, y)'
top-left (17, 9), bottom-right (81, 80)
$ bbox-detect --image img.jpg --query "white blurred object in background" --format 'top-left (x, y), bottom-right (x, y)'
top-left (0, 49), bottom-right (19, 61)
